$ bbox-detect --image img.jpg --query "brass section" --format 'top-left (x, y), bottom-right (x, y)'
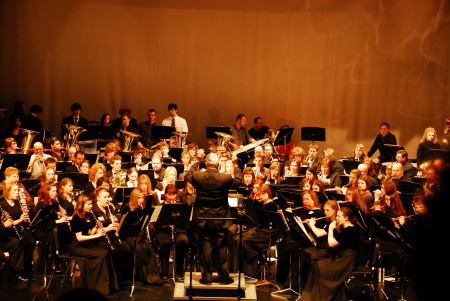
top-left (120, 130), bottom-right (141, 152)
top-left (63, 124), bottom-right (87, 153)
top-left (20, 128), bottom-right (40, 154)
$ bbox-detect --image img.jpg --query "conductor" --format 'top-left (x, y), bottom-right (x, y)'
top-left (186, 153), bottom-right (242, 285)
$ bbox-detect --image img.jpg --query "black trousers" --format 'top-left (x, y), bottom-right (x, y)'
top-left (198, 228), bottom-right (229, 282)
top-left (154, 228), bottom-right (188, 276)
top-left (0, 236), bottom-right (24, 273)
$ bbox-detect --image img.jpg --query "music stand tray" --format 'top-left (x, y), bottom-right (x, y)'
top-left (1, 154), bottom-right (31, 171)
top-left (301, 127), bottom-right (326, 142)
top-left (153, 126), bottom-right (175, 141)
top-left (154, 204), bottom-right (191, 228)
top-left (274, 127), bottom-right (294, 146)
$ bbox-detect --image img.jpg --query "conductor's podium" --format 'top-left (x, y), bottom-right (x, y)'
top-left (174, 272), bottom-right (257, 301)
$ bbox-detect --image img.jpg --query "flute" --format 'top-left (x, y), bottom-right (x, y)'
top-left (90, 209), bottom-right (115, 251)
top-left (302, 216), bottom-right (328, 223)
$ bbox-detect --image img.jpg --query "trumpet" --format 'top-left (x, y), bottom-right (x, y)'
top-left (90, 210), bottom-right (115, 251)
top-left (0, 206), bottom-right (22, 240)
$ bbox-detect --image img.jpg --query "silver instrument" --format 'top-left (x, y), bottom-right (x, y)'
top-left (90, 209), bottom-right (115, 251)
top-left (232, 138), bottom-right (270, 157)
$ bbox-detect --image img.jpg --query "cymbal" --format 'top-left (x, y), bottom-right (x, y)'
top-left (215, 132), bottom-right (235, 139)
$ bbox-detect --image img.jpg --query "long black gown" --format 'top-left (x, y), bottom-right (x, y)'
top-left (121, 205), bottom-right (161, 284)
top-left (301, 226), bottom-right (359, 301)
top-left (69, 214), bottom-right (119, 295)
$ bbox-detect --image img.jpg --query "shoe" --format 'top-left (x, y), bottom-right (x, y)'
top-left (161, 275), bottom-right (168, 281)
top-left (219, 277), bottom-right (234, 285)
top-left (199, 278), bottom-right (212, 285)
top-left (153, 280), bottom-right (164, 286)
top-left (16, 275), bottom-right (32, 283)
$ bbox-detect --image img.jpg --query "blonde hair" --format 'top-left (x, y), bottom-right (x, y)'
top-left (420, 127), bottom-right (438, 144)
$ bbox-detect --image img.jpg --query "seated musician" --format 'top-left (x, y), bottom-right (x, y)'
top-left (311, 179), bottom-right (326, 195)
top-left (305, 143), bottom-right (320, 170)
top-left (32, 166), bottom-right (56, 197)
top-left (265, 161), bottom-right (282, 185)
top-left (301, 207), bottom-right (360, 301)
top-left (120, 188), bottom-right (162, 285)
top-left (154, 184), bottom-right (189, 281)
top-left (241, 167), bottom-right (255, 190)
top-left (0, 182), bottom-right (35, 281)
top-left (417, 127), bottom-right (442, 167)
top-left (284, 159), bottom-right (301, 178)
top-left (111, 104), bottom-right (139, 130)
top-left (216, 145), bottom-right (227, 156)
top-left (105, 155), bottom-right (127, 186)
top-left (80, 160), bottom-right (90, 174)
top-left (395, 150), bottom-right (417, 178)
top-left (69, 195), bottom-right (119, 295)
top-left (229, 114), bottom-right (256, 150)
top-left (154, 166), bottom-right (177, 203)
top-left (125, 167), bottom-right (138, 187)
top-left (263, 143), bottom-right (275, 162)
top-left (350, 143), bottom-right (368, 162)
top-left (240, 184), bottom-right (278, 278)
top-left (247, 145), bottom-right (270, 164)
top-left (84, 163), bottom-right (106, 195)
top-left (248, 179), bottom-right (264, 202)
top-left (138, 109), bottom-right (157, 148)
top-left (276, 190), bottom-right (325, 291)
top-left (158, 142), bottom-right (175, 162)
top-left (248, 117), bottom-right (275, 140)
top-left (65, 146), bottom-right (77, 162)
top-left (50, 139), bottom-right (64, 161)
top-left (178, 150), bottom-right (194, 180)
top-left (137, 174), bottom-right (160, 205)
top-left (178, 176), bottom-right (196, 205)
top-left (252, 153), bottom-right (269, 180)
top-left (344, 187), bottom-right (370, 217)
top-left (27, 142), bottom-right (52, 179)
top-left (299, 178), bottom-right (312, 191)
top-left (114, 115), bottom-right (141, 149)
top-left (168, 136), bottom-right (178, 148)
top-left (132, 148), bottom-right (146, 170)
top-left (318, 158), bottom-right (342, 188)
top-left (358, 175), bottom-right (373, 206)
top-left (358, 163), bottom-right (379, 186)
top-left (207, 139), bottom-right (217, 154)
top-left (57, 177), bottom-right (76, 216)
top-left (368, 122), bottom-right (397, 163)
top-left (289, 147), bottom-right (306, 166)
top-left (218, 152), bottom-right (230, 173)
top-left (323, 148), bottom-right (344, 175)
top-left (341, 169), bottom-right (361, 195)
top-left (423, 165), bottom-right (440, 196)
top-left (65, 151), bottom-right (85, 173)
top-left (305, 166), bottom-right (318, 182)
top-left (98, 142), bottom-right (116, 165)
top-left (91, 187), bottom-right (131, 270)
top-left (372, 180), bottom-right (407, 219)
top-left (0, 167), bottom-right (33, 205)
top-left (223, 160), bottom-right (235, 176)
top-left (151, 154), bottom-right (166, 183)
top-left (391, 162), bottom-right (413, 187)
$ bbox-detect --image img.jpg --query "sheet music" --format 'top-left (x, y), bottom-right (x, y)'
top-left (293, 215), bottom-right (317, 246)
top-left (150, 205), bottom-right (163, 223)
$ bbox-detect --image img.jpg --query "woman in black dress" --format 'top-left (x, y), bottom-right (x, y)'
top-left (121, 188), bottom-right (161, 284)
top-left (57, 177), bottom-right (76, 216)
top-left (417, 127), bottom-right (441, 166)
top-left (301, 207), bottom-right (359, 301)
top-left (0, 182), bottom-right (35, 280)
top-left (70, 195), bottom-right (119, 295)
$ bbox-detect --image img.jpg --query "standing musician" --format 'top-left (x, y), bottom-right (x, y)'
top-left (153, 184), bottom-right (189, 281)
top-left (229, 114), bottom-right (256, 150)
top-left (185, 152), bottom-right (242, 285)
top-left (91, 188), bottom-right (131, 272)
top-left (138, 109), bottom-right (157, 148)
top-left (161, 103), bottom-right (188, 133)
top-left (120, 188), bottom-right (162, 285)
top-left (69, 195), bottom-right (119, 295)
top-left (368, 122), bottom-right (397, 163)
top-left (240, 184), bottom-right (279, 278)
top-left (111, 105), bottom-right (139, 130)
top-left (417, 127), bottom-right (442, 167)
top-left (0, 183), bottom-right (36, 280)
top-left (61, 102), bottom-right (89, 140)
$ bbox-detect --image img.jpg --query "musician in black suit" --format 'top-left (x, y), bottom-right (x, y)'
top-left (111, 105), bottom-right (138, 130)
top-left (61, 103), bottom-right (89, 139)
top-left (64, 151), bottom-right (85, 173)
top-left (21, 104), bottom-right (43, 129)
top-left (185, 153), bottom-right (242, 285)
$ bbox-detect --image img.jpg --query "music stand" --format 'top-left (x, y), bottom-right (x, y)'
top-left (397, 180), bottom-right (422, 194)
top-left (342, 160), bottom-right (361, 174)
top-left (206, 126), bottom-right (231, 139)
top-left (84, 153), bottom-right (99, 166)
top-left (86, 125), bottom-right (114, 140)
top-left (301, 127), bottom-right (326, 143)
top-left (117, 152), bottom-right (132, 163)
top-left (276, 189), bottom-right (303, 210)
top-left (29, 203), bottom-right (59, 229)
top-left (169, 148), bottom-right (183, 162)
top-left (0, 154), bottom-right (31, 171)
top-left (283, 176), bottom-right (304, 185)
top-left (274, 127), bottom-right (294, 163)
top-left (381, 144), bottom-right (403, 163)
top-left (57, 173), bottom-right (88, 190)
top-left (56, 162), bottom-right (72, 173)
top-left (163, 163), bottom-right (184, 176)
top-left (115, 187), bottom-right (134, 206)
top-left (117, 209), bottom-right (153, 296)
top-left (153, 126), bottom-right (175, 141)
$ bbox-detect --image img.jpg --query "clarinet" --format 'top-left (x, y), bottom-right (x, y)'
top-left (141, 204), bottom-right (152, 244)
top-left (106, 203), bottom-right (123, 245)
top-left (0, 205), bottom-right (22, 240)
top-left (55, 197), bottom-right (71, 231)
top-left (90, 209), bottom-right (115, 251)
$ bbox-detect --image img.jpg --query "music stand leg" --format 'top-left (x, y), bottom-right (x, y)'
top-left (130, 238), bottom-right (137, 297)
top-left (272, 234), bottom-right (300, 296)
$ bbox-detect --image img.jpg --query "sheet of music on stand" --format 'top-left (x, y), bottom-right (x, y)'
top-left (293, 215), bottom-right (318, 246)
top-left (150, 206), bottom-right (163, 223)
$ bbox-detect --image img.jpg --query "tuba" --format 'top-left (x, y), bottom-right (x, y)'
top-left (64, 124), bottom-right (87, 154)
top-left (20, 128), bottom-right (40, 154)
top-left (120, 130), bottom-right (141, 152)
